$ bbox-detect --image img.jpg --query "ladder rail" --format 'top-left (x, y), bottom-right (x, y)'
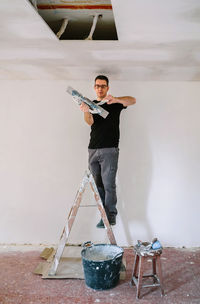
top-left (48, 172), bottom-right (88, 276)
top-left (89, 173), bottom-right (117, 245)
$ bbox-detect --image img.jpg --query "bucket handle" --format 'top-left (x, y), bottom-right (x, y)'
top-left (112, 252), bottom-right (123, 263)
top-left (82, 241), bottom-right (94, 249)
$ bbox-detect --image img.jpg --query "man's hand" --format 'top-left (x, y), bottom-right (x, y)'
top-left (80, 102), bottom-right (94, 126)
top-left (104, 95), bottom-right (136, 107)
top-left (80, 102), bottom-right (90, 112)
top-left (104, 95), bottom-right (119, 105)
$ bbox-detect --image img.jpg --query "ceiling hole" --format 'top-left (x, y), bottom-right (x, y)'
top-left (29, 0), bottom-right (118, 40)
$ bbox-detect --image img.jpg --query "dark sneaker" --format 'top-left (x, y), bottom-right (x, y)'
top-left (96, 219), bottom-right (105, 228)
top-left (109, 216), bottom-right (116, 226)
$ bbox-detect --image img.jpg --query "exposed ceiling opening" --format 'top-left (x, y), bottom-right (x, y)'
top-left (29, 0), bottom-right (118, 40)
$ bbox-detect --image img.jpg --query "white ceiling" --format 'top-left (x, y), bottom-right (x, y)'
top-left (1, 0), bottom-right (200, 81)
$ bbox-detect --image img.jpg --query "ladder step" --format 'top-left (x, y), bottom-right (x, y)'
top-left (80, 205), bottom-right (97, 207)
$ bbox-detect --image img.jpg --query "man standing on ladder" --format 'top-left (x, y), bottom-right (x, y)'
top-left (80, 75), bottom-right (136, 228)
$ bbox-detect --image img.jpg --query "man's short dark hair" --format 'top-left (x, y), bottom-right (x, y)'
top-left (95, 75), bottom-right (109, 86)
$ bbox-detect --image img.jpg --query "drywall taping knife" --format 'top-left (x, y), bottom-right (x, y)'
top-left (67, 86), bottom-right (109, 119)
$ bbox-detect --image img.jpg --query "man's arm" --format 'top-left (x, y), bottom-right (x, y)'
top-left (105, 95), bottom-right (136, 107)
top-left (80, 102), bottom-right (94, 126)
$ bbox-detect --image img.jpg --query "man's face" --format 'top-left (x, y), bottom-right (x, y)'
top-left (94, 79), bottom-right (109, 100)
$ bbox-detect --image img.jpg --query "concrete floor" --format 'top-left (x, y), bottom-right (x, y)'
top-left (0, 246), bottom-right (200, 304)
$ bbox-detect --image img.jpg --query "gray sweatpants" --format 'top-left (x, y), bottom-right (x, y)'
top-left (88, 147), bottom-right (119, 217)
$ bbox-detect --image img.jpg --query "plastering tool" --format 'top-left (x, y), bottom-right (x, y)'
top-left (67, 86), bottom-right (109, 119)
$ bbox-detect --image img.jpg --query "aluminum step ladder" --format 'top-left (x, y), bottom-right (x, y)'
top-left (48, 170), bottom-right (117, 276)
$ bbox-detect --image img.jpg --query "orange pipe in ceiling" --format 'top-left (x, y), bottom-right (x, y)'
top-left (37, 5), bottom-right (112, 10)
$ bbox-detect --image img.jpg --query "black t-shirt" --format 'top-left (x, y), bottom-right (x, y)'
top-left (88, 100), bottom-right (126, 149)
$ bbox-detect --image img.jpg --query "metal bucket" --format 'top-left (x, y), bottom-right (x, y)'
top-left (81, 242), bottom-right (124, 290)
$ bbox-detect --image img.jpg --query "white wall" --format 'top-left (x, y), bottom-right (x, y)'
top-left (0, 80), bottom-right (200, 247)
